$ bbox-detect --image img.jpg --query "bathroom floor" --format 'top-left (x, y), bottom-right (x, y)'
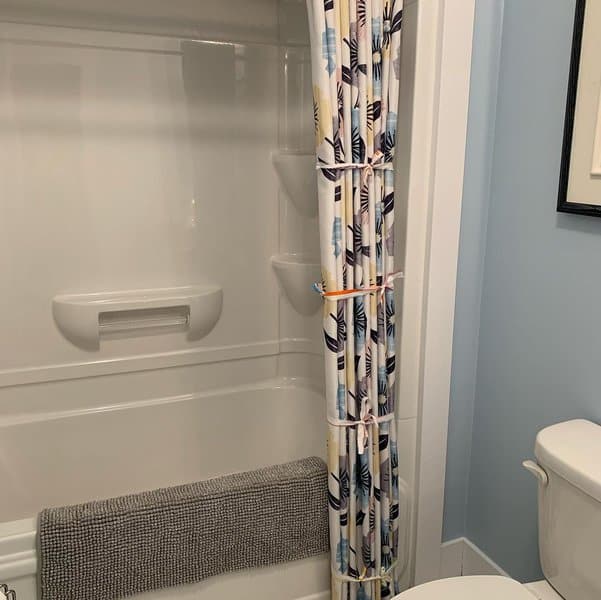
top-left (524, 582), bottom-right (562, 600)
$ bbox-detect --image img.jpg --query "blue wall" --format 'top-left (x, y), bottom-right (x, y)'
top-left (443, 0), bottom-right (503, 542)
top-left (444, 0), bottom-right (601, 582)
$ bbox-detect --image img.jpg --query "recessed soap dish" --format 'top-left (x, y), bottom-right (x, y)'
top-left (53, 285), bottom-right (222, 349)
top-left (98, 305), bottom-right (190, 337)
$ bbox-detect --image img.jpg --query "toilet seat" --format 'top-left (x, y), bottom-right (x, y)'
top-left (393, 576), bottom-right (536, 599)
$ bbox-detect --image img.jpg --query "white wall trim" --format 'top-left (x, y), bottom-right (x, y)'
top-left (439, 538), bottom-right (464, 579)
top-left (409, 0), bottom-right (476, 585)
top-left (440, 537), bottom-right (509, 579)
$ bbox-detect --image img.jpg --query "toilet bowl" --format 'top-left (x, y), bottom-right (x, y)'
top-left (392, 576), bottom-right (562, 599)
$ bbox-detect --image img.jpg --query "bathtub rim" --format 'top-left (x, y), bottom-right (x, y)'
top-left (0, 518), bottom-right (331, 600)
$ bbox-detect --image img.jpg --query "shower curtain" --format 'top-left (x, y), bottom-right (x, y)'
top-left (306, 1), bottom-right (403, 599)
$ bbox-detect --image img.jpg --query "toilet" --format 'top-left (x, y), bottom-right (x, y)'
top-left (394, 419), bottom-right (601, 599)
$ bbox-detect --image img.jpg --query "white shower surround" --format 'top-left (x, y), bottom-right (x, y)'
top-left (0, 0), bottom-right (475, 597)
top-left (0, 6), bottom-right (332, 599)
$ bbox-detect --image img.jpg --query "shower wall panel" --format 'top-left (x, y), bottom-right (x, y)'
top-left (0, 22), bottom-right (282, 375)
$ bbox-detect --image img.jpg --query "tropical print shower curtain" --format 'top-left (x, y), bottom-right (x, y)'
top-left (306, 1), bottom-right (403, 599)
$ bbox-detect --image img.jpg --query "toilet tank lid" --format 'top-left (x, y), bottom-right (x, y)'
top-left (535, 419), bottom-right (601, 501)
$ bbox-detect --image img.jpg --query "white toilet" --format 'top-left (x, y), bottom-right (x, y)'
top-left (395, 419), bottom-right (601, 599)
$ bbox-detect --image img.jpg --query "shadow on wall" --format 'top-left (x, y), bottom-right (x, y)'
top-left (555, 212), bottom-right (601, 235)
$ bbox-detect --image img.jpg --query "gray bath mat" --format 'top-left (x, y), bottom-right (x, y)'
top-left (38, 456), bottom-right (328, 600)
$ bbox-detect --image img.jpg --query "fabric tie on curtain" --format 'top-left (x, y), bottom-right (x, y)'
top-left (306, 1), bottom-right (403, 599)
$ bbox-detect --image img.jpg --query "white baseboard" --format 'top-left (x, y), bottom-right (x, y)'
top-left (440, 538), bottom-right (464, 578)
top-left (440, 538), bottom-right (509, 579)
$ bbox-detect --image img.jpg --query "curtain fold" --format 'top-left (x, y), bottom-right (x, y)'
top-left (306, 1), bottom-right (403, 599)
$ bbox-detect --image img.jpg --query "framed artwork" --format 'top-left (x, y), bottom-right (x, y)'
top-left (558, 0), bottom-right (601, 216)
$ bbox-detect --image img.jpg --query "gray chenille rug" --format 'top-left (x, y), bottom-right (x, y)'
top-left (38, 456), bottom-right (329, 600)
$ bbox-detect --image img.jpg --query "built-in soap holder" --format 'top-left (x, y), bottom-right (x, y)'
top-left (272, 152), bottom-right (318, 218)
top-left (271, 254), bottom-right (321, 316)
top-left (53, 284), bottom-right (222, 349)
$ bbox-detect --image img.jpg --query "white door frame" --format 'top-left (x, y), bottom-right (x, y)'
top-left (398, 0), bottom-right (476, 585)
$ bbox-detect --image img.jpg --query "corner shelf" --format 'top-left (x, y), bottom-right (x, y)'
top-left (272, 151), bottom-right (318, 218)
top-left (53, 284), bottom-right (222, 349)
top-left (271, 254), bottom-right (321, 316)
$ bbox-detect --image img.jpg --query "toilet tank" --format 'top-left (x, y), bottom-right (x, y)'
top-left (534, 420), bottom-right (601, 600)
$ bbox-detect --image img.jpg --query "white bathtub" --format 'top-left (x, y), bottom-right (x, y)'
top-left (0, 379), bottom-right (329, 600)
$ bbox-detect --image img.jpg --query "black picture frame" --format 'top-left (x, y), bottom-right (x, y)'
top-left (557, 0), bottom-right (601, 216)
